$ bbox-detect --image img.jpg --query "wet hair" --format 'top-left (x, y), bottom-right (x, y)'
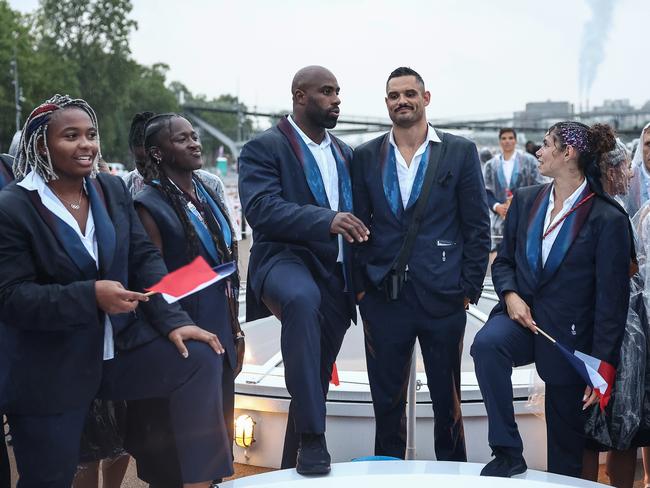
top-left (599, 140), bottom-right (630, 197)
top-left (547, 122), bottom-right (616, 183)
top-left (386, 67), bottom-right (425, 91)
top-left (128, 111), bottom-right (155, 151)
top-left (14, 94), bottom-right (100, 181)
top-left (499, 128), bottom-right (517, 139)
top-left (600, 140), bottom-right (629, 169)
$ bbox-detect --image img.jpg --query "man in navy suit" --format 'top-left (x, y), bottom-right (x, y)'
top-left (352, 67), bottom-right (490, 460)
top-left (238, 66), bottom-right (368, 475)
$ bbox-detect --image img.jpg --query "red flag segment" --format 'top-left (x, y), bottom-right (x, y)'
top-left (145, 256), bottom-right (236, 304)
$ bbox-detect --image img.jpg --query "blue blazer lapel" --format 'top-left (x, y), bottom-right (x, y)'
top-left (496, 158), bottom-right (507, 195)
top-left (186, 209), bottom-right (220, 266)
top-left (525, 184), bottom-right (551, 286)
top-left (379, 134), bottom-right (404, 219)
top-left (540, 185), bottom-right (595, 286)
top-left (330, 137), bottom-right (353, 213)
top-left (277, 117), bottom-right (330, 209)
top-left (330, 137), bottom-right (354, 292)
top-left (87, 178), bottom-right (116, 275)
top-left (26, 190), bottom-right (97, 279)
top-left (510, 154), bottom-right (522, 189)
top-left (405, 142), bottom-right (435, 209)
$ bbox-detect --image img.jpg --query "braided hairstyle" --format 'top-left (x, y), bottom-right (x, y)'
top-left (141, 113), bottom-right (202, 258)
top-left (14, 94), bottom-right (100, 181)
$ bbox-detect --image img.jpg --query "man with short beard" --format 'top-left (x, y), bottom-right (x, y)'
top-left (352, 67), bottom-right (490, 461)
top-left (238, 66), bottom-right (368, 475)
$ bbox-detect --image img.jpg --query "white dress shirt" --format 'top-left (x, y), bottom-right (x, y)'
top-left (18, 170), bottom-right (115, 360)
top-left (502, 152), bottom-right (516, 188)
top-left (492, 152), bottom-right (517, 211)
top-left (389, 125), bottom-right (442, 208)
top-left (288, 115), bottom-right (343, 262)
top-left (541, 179), bottom-right (588, 266)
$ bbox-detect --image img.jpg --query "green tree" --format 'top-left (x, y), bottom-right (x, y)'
top-left (183, 94), bottom-right (254, 164)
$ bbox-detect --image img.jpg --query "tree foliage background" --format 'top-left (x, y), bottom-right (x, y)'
top-left (0, 0), bottom-right (252, 166)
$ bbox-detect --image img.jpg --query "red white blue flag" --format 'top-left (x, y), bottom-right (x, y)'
top-left (146, 257), bottom-right (236, 304)
top-left (555, 342), bottom-right (616, 410)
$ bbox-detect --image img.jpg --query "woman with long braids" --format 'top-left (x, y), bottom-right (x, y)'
top-left (128, 113), bottom-right (244, 487)
top-left (471, 122), bottom-right (633, 478)
top-left (0, 95), bottom-right (231, 488)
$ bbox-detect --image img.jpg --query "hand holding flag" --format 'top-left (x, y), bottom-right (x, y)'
top-left (145, 257), bottom-right (236, 303)
top-left (536, 326), bottom-right (616, 411)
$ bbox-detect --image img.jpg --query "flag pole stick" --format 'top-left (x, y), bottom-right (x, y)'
top-left (534, 326), bottom-right (556, 344)
top-left (143, 291), bottom-right (158, 298)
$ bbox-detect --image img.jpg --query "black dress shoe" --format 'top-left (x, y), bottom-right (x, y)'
top-left (296, 433), bottom-right (331, 475)
top-left (480, 448), bottom-right (527, 477)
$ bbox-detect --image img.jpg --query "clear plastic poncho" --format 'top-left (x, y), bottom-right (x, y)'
top-left (584, 203), bottom-right (650, 450)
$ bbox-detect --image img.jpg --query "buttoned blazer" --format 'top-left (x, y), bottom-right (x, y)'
top-left (491, 184), bottom-right (631, 384)
top-left (352, 131), bottom-right (491, 317)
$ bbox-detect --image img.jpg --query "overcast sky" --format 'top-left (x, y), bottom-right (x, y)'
top-left (10, 0), bottom-right (648, 120)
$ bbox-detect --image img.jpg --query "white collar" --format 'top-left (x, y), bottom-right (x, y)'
top-left (548, 178), bottom-right (588, 209)
top-left (389, 124), bottom-right (441, 149)
top-left (17, 169), bottom-right (47, 192)
top-left (288, 115), bottom-right (331, 148)
top-left (18, 169), bottom-right (88, 194)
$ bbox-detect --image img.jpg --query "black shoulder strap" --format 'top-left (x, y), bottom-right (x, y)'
top-left (391, 130), bottom-right (446, 274)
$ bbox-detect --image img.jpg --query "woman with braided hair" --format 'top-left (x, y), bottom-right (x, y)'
top-left (127, 113), bottom-right (244, 488)
top-left (471, 122), bottom-right (633, 478)
top-left (0, 95), bottom-right (232, 488)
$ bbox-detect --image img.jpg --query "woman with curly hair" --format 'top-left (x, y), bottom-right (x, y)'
top-left (471, 122), bottom-right (633, 478)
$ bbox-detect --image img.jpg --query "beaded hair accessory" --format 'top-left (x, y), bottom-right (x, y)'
top-left (15, 94), bottom-right (101, 181)
top-left (556, 122), bottom-right (590, 154)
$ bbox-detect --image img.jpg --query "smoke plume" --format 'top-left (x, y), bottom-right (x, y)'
top-left (579, 0), bottom-right (616, 107)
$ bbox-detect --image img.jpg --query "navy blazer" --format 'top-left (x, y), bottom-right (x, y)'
top-left (238, 119), bottom-right (356, 322)
top-left (352, 131), bottom-right (490, 317)
top-left (0, 154), bottom-right (14, 189)
top-left (135, 184), bottom-right (237, 369)
top-left (491, 183), bottom-right (631, 384)
top-left (0, 173), bottom-right (192, 414)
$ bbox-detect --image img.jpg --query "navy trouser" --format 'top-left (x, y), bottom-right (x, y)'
top-left (7, 338), bottom-right (230, 488)
top-left (261, 260), bottom-right (350, 469)
top-left (471, 313), bottom-right (589, 477)
top-left (360, 281), bottom-right (467, 461)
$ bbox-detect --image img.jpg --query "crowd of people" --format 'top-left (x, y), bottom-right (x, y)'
top-left (0, 64), bottom-right (649, 488)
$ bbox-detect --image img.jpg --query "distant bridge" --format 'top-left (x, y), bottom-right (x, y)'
top-left (182, 103), bottom-right (650, 154)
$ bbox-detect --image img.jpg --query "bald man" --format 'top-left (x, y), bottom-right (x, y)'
top-left (239, 66), bottom-right (368, 475)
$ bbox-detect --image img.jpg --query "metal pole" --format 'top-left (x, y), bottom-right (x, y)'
top-left (11, 34), bottom-right (21, 132)
top-left (405, 347), bottom-right (417, 460)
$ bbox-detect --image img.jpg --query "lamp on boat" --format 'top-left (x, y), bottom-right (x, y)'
top-left (234, 414), bottom-right (256, 448)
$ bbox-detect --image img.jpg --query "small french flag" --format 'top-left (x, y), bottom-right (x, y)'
top-left (555, 342), bottom-right (616, 411)
top-left (146, 256), bottom-right (236, 303)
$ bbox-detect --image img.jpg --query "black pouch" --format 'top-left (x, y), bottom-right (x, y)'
top-left (383, 269), bottom-right (407, 301)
